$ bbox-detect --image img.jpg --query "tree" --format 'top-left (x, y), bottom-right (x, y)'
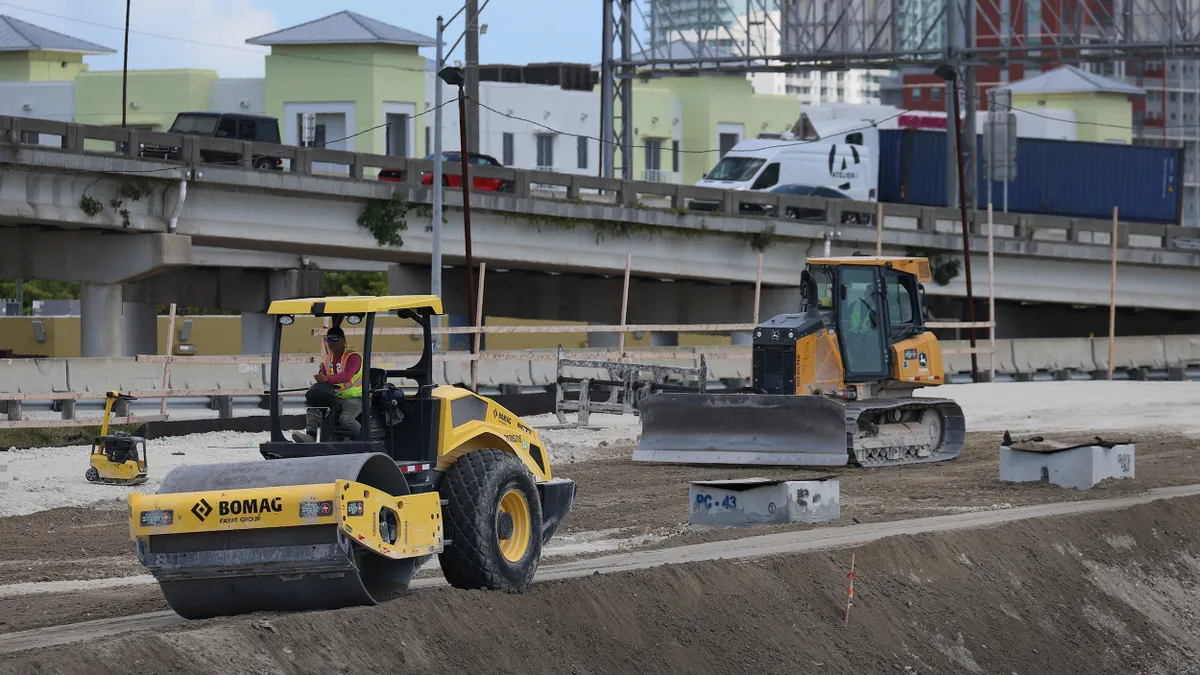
top-left (0, 279), bottom-right (81, 315)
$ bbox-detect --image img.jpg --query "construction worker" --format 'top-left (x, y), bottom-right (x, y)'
top-left (292, 326), bottom-right (364, 443)
top-left (842, 284), bottom-right (884, 372)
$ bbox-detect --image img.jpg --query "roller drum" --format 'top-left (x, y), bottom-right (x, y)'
top-left (143, 453), bottom-right (424, 619)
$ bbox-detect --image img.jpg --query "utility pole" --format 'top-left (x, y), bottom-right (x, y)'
top-left (439, 67), bottom-right (477, 341)
top-left (464, 0), bottom-right (480, 153)
top-left (121, 0), bottom-right (131, 128)
top-left (937, 64), bottom-right (980, 384)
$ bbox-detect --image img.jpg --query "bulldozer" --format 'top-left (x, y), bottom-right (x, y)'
top-left (634, 256), bottom-right (966, 468)
top-left (128, 295), bottom-right (576, 619)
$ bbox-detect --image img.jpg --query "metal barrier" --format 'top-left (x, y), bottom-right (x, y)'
top-left (553, 347), bottom-right (709, 426)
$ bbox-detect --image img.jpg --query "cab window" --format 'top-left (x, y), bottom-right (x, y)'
top-left (805, 265), bottom-right (836, 311)
top-left (884, 269), bottom-right (918, 334)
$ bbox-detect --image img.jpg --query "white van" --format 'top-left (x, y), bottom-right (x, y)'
top-left (694, 113), bottom-right (881, 203)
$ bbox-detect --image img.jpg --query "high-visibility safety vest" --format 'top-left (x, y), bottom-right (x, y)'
top-left (324, 349), bottom-right (363, 399)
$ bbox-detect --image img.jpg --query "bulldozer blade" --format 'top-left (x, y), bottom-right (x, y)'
top-left (633, 393), bottom-right (850, 467)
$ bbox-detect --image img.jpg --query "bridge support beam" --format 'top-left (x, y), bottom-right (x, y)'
top-left (81, 283), bottom-right (124, 358)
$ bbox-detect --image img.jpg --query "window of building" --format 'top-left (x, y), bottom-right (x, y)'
top-left (385, 113), bottom-right (409, 157)
top-left (645, 138), bottom-right (662, 170)
top-left (502, 132), bottom-right (514, 165)
top-left (913, 87), bottom-right (921, 101)
top-left (536, 133), bottom-right (554, 168)
top-left (932, 87), bottom-right (942, 101)
top-left (672, 140), bottom-right (680, 172)
top-left (577, 135), bottom-right (588, 169)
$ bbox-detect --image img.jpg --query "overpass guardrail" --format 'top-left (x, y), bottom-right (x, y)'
top-left (2, 114), bottom-right (1197, 255)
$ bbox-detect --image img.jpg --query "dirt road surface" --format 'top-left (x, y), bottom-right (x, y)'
top-left (2, 489), bottom-right (1198, 673)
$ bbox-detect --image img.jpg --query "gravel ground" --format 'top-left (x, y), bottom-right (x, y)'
top-left (2, 380), bottom-right (1195, 518)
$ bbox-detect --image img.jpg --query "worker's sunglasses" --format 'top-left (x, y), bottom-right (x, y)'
top-left (325, 336), bottom-right (341, 343)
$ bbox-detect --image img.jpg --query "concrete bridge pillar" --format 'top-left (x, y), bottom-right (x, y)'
top-left (387, 263), bottom-right (432, 296)
top-left (241, 313), bottom-right (275, 356)
top-left (240, 270), bottom-right (323, 355)
top-left (759, 287), bottom-right (803, 320)
top-left (81, 283), bottom-right (124, 358)
top-left (122, 302), bottom-right (158, 356)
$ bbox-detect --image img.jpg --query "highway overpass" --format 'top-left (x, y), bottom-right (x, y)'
top-left (3, 114), bottom-right (1200, 356)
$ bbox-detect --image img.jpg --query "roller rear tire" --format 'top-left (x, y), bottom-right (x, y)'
top-left (438, 449), bottom-right (543, 592)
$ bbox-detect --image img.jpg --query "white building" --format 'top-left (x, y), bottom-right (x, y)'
top-left (424, 65), bottom-right (603, 177)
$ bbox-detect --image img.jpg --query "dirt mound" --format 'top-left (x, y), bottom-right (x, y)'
top-left (5, 496), bottom-right (1200, 674)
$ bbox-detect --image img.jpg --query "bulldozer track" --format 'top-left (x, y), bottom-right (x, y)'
top-left (845, 397), bottom-right (967, 468)
top-left (4, 483), bottom-right (1199, 656)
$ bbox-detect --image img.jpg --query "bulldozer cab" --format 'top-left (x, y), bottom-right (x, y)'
top-left (803, 257), bottom-right (930, 383)
top-left (259, 295), bottom-right (444, 465)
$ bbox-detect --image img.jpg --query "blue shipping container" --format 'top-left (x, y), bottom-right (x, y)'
top-left (877, 129), bottom-right (1183, 225)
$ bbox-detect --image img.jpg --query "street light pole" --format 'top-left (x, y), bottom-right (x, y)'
top-left (936, 64), bottom-right (980, 383)
top-left (431, 15), bottom-right (445, 351)
top-left (121, 0), bottom-right (131, 128)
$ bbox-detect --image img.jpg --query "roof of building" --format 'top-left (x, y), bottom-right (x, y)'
top-left (246, 10), bottom-right (434, 48)
top-left (0, 15), bottom-right (115, 54)
top-left (995, 65), bottom-right (1143, 96)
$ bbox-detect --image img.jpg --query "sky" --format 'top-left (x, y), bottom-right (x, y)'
top-left (0, 0), bottom-right (608, 77)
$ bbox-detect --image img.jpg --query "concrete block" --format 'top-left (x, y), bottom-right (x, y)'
top-left (443, 360), bottom-right (473, 387)
top-left (67, 358), bottom-right (164, 393)
top-left (706, 357), bottom-right (750, 380)
top-left (268, 364), bottom-right (316, 392)
top-left (1094, 335), bottom-right (1166, 373)
top-left (689, 476), bottom-right (840, 527)
top-left (476, 360), bottom-right (532, 387)
top-left (6, 401), bottom-right (21, 421)
top-left (1162, 335), bottom-right (1200, 367)
top-left (0, 358), bottom-right (69, 394)
top-left (1011, 338), bottom-right (1096, 375)
top-left (169, 363), bottom-right (263, 391)
top-left (60, 399), bottom-right (76, 420)
top-left (529, 359), bottom-right (557, 387)
top-left (940, 340), bottom-right (973, 375)
top-left (993, 339), bottom-right (1018, 374)
top-left (1000, 443), bottom-right (1134, 491)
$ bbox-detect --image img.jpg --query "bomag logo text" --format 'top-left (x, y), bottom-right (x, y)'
top-left (492, 409), bottom-right (513, 425)
top-left (218, 496), bottom-right (283, 524)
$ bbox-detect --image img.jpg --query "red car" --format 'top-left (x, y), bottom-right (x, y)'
top-left (378, 151), bottom-right (513, 192)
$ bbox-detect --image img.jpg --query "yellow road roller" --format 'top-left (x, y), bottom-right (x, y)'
top-left (129, 295), bottom-right (576, 619)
